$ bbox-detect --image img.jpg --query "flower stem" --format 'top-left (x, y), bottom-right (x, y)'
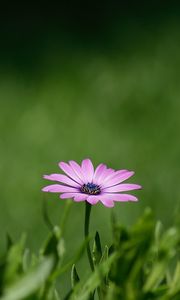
top-left (84, 202), bottom-right (94, 272)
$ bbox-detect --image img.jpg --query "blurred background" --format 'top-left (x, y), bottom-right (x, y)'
top-left (0, 1), bottom-right (180, 292)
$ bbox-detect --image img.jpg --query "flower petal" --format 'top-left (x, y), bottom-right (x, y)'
top-left (42, 184), bottom-right (79, 193)
top-left (43, 174), bottom-right (80, 187)
top-left (74, 194), bottom-right (88, 202)
top-left (94, 165), bottom-right (115, 186)
top-left (100, 198), bottom-right (114, 208)
top-left (69, 160), bottom-right (85, 183)
top-left (102, 169), bottom-right (127, 185)
top-left (93, 164), bottom-right (107, 184)
top-left (103, 183), bottom-right (142, 193)
top-left (102, 171), bottom-right (135, 188)
top-left (98, 168), bottom-right (115, 185)
top-left (59, 162), bottom-right (82, 184)
top-left (86, 195), bottom-right (99, 205)
top-left (101, 193), bottom-right (138, 202)
top-left (60, 193), bottom-right (79, 199)
top-left (81, 158), bottom-right (94, 183)
top-left (60, 193), bottom-right (87, 201)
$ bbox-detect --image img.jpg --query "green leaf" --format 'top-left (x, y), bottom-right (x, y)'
top-left (100, 246), bottom-right (109, 264)
top-left (104, 282), bottom-right (122, 300)
top-left (71, 265), bottom-right (80, 288)
top-left (6, 234), bottom-right (13, 251)
top-left (22, 248), bottom-right (30, 273)
top-left (143, 228), bottom-right (179, 292)
top-left (50, 238), bottom-right (89, 281)
top-left (0, 256), bottom-right (54, 300)
top-left (92, 232), bottom-right (102, 266)
top-left (168, 261), bottom-right (180, 297)
top-left (41, 226), bottom-right (64, 264)
top-left (155, 221), bottom-right (163, 244)
top-left (70, 253), bottom-right (117, 300)
top-left (4, 234), bottom-right (26, 286)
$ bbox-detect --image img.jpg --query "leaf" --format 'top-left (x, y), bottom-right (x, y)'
top-left (6, 234), bottom-right (13, 252)
top-left (92, 232), bottom-right (102, 266)
top-left (22, 248), bottom-right (30, 273)
top-left (143, 228), bottom-right (179, 292)
top-left (40, 284), bottom-right (62, 300)
top-left (104, 282), bottom-right (122, 300)
top-left (155, 221), bottom-right (163, 244)
top-left (0, 256), bottom-right (54, 300)
top-left (69, 253), bottom-right (117, 300)
top-left (100, 246), bottom-right (109, 264)
top-left (50, 238), bottom-right (89, 281)
top-left (41, 225), bottom-right (64, 265)
top-left (168, 261), bottom-right (180, 297)
top-left (71, 265), bottom-right (80, 288)
top-left (4, 234), bottom-right (26, 286)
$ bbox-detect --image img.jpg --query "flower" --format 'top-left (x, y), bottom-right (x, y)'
top-left (42, 159), bottom-right (141, 208)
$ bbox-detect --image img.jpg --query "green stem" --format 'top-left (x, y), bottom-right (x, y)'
top-left (84, 202), bottom-right (94, 272)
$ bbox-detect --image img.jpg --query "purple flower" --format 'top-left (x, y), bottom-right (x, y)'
top-left (42, 159), bottom-right (141, 208)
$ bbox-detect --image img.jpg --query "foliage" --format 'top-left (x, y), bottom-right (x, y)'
top-left (0, 207), bottom-right (179, 300)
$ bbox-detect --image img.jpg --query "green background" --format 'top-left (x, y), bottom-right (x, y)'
top-left (0, 4), bottom-right (180, 291)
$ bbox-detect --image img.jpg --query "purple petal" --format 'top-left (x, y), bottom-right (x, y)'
top-left (69, 160), bottom-right (86, 182)
top-left (59, 162), bottom-right (83, 184)
top-left (81, 158), bottom-right (94, 183)
top-left (43, 174), bottom-right (80, 187)
top-left (100, 198), bottom-right (114, 208)
top-left (100, 170), bottom-right (125, 187)
top-left (102, 171), bottom-right (135, 188)
top-left (101, 193), bottom-right (138, 202)
top-left (93, 164), bottom-right (107, 184)
top-left (102, 169), bottom-right (127, 185)
top-left (94, 165), bottom-right (115, 186)
top-left (103, 183), bottom-right (142, 193)
top-left (60, 193), bottom-right (87, 201)
top-left (73, 194), bottom-right (88, 202)
top-left (60, 193), bottom-right (79, 199)
top-left (99, 168), bottom-right (115, 184)
top-left (86, 195), bottom-right (99, 205)
top-left (42, 184), bottom-right (79, 193)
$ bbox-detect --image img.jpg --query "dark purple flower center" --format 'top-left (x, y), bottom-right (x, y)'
top-left (80, 182), bottom-right (101, 195)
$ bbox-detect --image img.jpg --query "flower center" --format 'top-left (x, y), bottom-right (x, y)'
top-left (80, 182), bottom-right (101, 195)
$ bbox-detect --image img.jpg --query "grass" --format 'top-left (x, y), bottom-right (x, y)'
top-left (0, 207), bottom-right (180, 299)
